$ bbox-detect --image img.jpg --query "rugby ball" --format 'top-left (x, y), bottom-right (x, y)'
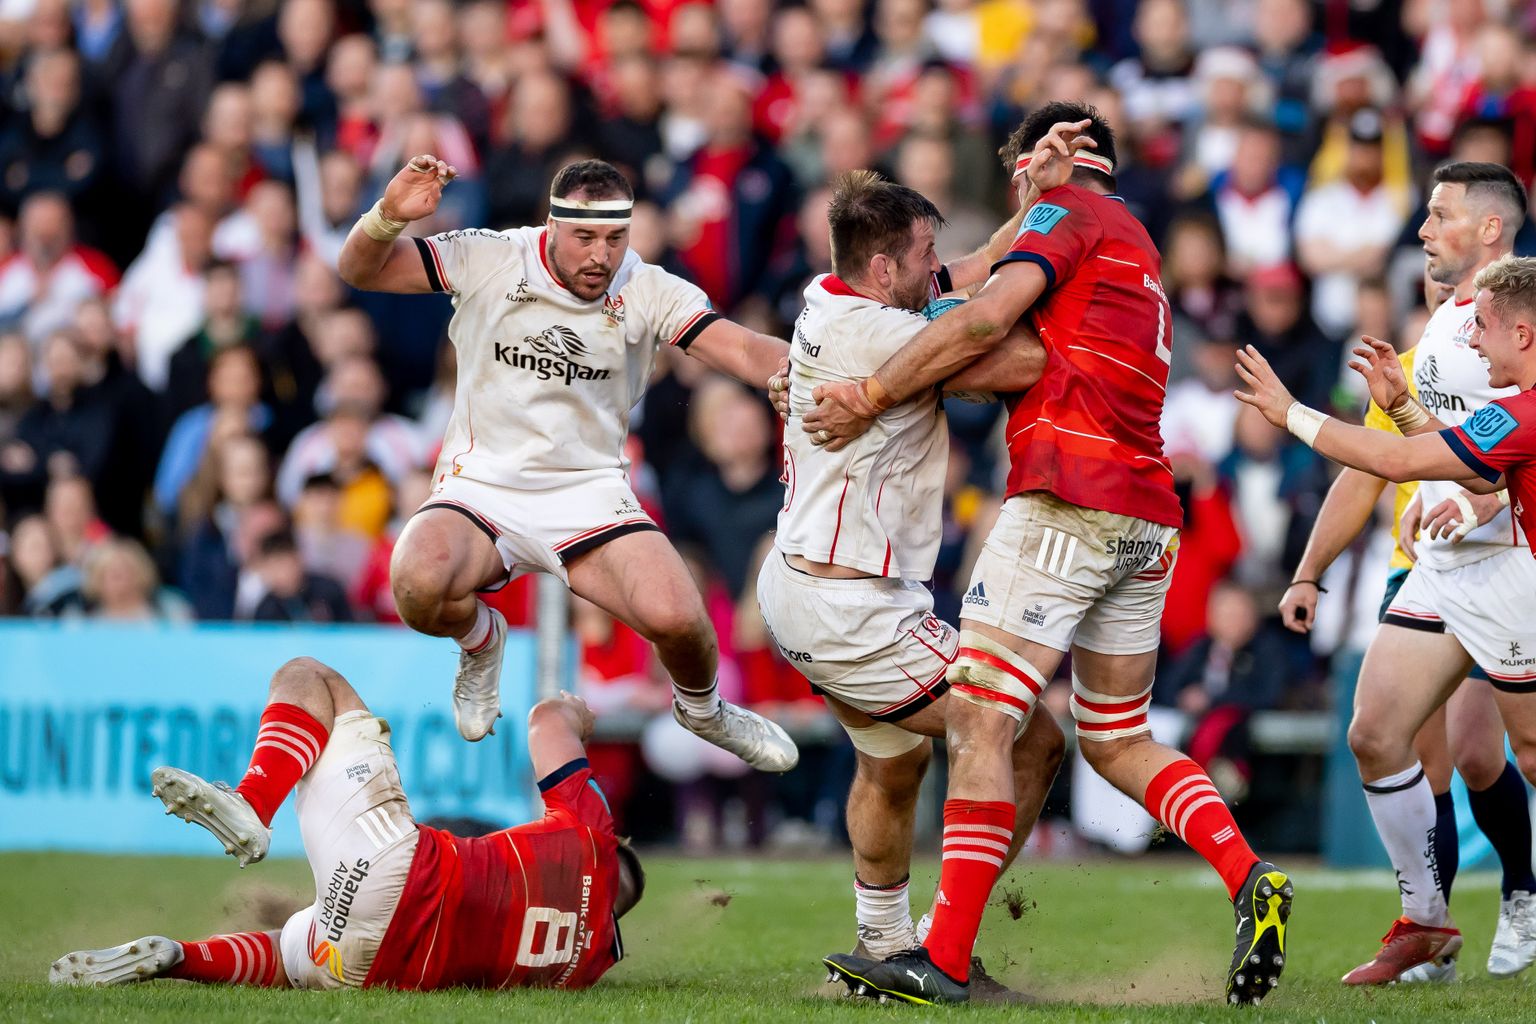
top-left (923, 296), bottom-right (966, 320)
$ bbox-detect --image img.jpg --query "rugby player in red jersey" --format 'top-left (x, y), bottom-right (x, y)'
top-left (49, 658), bottom-right (641, 991)
top-left (808, 102), bottom-right (1292, 1005)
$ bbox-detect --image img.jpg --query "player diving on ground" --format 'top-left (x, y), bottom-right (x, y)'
top-left (50, 658), bottom-right (640, 991)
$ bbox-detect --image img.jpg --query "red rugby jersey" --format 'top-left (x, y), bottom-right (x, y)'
top-left (994, 184), bottom-right (1183, 529)
top-left (365, 759), bottom-right (623, 990)
top-left (1442, 388), bottom-right (1536, 557)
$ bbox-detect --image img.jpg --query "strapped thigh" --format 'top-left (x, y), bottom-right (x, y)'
top-left (1069, 672), bottom-right (1153, 741)
top-left (841, 720), bottom-right (927, 758)
top-left (947, 630), bottom-right (1047, 723)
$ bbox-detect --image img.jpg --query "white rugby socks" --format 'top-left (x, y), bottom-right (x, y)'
top-left (673, 679), bottom-right (722, 719)
top-left (854, 875), bottom-right (916, 958)
top-left (455, 600), bottom-right (494, 653)
top-left (1363, 762), bottom-right (1450, 927)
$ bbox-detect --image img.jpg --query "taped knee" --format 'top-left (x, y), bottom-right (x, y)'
top-left (1070, 673), bottom-right (1152, 741)
top-left (947, 630), bottom-right (1047, 725)
top-left (842, 720), bottom-right (926, 758)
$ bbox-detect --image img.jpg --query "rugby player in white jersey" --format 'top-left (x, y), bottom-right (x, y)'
top-left (338, 156), bottom-right (796, 770)
top-left (758, 167), bottom-right (1068, 980)
top-left (1257, 162), bottom-right (1535, 984)
top-left (1282, 179), bottom-right (1536, 984)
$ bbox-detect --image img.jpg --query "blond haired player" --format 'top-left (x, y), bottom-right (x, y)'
top-left (1282, 260), bottom-right (1536, 984)
top-left (758, 167), bottom-right (1068, 975)
top-left (338, 156), bottom-right (797, 772)
top-left (1238, 234), bottom-right (1536, 990)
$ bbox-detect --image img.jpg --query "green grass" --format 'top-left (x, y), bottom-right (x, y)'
top-left (3, 851), bottom-right (1531, 1022)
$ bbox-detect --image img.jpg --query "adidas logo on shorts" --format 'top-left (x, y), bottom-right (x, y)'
top-left (963, 581), bottom-right (990, 607)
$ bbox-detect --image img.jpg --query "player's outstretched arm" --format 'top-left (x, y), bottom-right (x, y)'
top-left (337, 154), bottom-right (458, 294)
top-left (1235, 345), bottom-right (1499, 490)
top-left (945, 205), bottom-right (1027, 293)
top-left (942, 321), bottom-right (1046, 394)
top-left (803, 261), bottom-right (1046, 450)
top-left (684, 318), bottom-right (790, 391)
top-left (527, 692), bottom-right (596, 780)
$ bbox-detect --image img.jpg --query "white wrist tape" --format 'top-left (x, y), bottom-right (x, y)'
top-left (1449, 491), bottom-right (1479, 540)
top-left (1285, 402), bottom-right (1328, 447)
top-left (1498, 489), bottom-right (1511, 507)
top-left (360, 199), bottom-right (407, 243)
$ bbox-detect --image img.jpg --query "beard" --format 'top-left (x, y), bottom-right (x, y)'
top-left (1426, 248), bottom-right (1475, 286)
top-left (893, 277), bottom-right (933, 312)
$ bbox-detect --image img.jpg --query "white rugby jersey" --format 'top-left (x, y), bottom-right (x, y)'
top-left (776, 275), bottom-right (948, 579)
top-left (413, 226), bottom-right (719, 491)
top-left (1411, 292), bottom-right (1523, 570)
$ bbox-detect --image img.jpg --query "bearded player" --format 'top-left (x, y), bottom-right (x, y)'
top-left (807, 102), bottom-right (1292, 1005)
top-left (759, 166), bottom-right (1071, 972)
top-left (337, 156), bottom-right (796, 773)
top-left (50, 658), bottom-right (641, 990)
top-left (1279, 164), bottom-right (1536, 985)
top-left (1240, 252), bottom-right (1536, 985)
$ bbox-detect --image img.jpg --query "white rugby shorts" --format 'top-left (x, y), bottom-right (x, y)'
top-left (959, 492), bottom-right (1179, 656)
top-left (420, 470), bottom-right (659, 587)
top-left (1383, 546), bottom-right (1536, 692)
top-left (756, 551), bottom-right (956, 723)
top-left (279, 711), bottom-right (419, 990)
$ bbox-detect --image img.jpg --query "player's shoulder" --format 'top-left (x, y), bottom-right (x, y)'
top-left (615, 251), bottom-right (691, 298)
top-left (805, 275), bottom-right (926, 331)
top-left (434, 226), bottom-right (523, 246)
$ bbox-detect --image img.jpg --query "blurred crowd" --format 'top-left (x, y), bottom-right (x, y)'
top-left (1, 0), bottom-right (1535, 849)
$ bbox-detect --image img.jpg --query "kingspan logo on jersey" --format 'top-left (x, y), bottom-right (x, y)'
top-left (1416, 354), bottom-right (1468, 416)
top-left (495, 325), bottom-right (613, 385)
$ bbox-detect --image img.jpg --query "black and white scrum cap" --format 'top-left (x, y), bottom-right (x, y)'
top-left (549, 195), bottom-right (633, 224)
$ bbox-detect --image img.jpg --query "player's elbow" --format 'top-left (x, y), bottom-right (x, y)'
top-left (526, 699), bottom-right (566, 730)
top-left (336, 253), bottom-right (372, 290)
top-left (1377, 450), bottom-right (1421, 484)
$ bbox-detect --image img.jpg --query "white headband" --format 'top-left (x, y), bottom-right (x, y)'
top-left (549, 196), bottom-right (633, 224)
top-left (1012, 150), bottom-right (1115, 181)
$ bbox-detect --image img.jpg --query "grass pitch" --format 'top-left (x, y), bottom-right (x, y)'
top-left (3, 851), bottom-right (1531, 1022)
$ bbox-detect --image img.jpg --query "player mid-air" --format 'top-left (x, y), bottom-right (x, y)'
top-left (337, 156), bottom-right (797, 772)
top-left (50, 659), bottom-right (639, 990)
top-left (1237, 254), bottom-right (1536, 979)
top-left (759, 165), bottom-right (1069, 975)
top-left (806, 102), bottom-right (1292, 1005)
top-left (1279, 164), bottom-right (1536, 984)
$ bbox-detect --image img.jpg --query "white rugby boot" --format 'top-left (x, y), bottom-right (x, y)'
top-left (453, 608), bottom-right (507, 741)
top-left (673, 698), bottom-right (799, 772)
top-left (1488, 890), bottom-right (1536, 978)
top-left (152, 766), bottom-right (270, 867)
top-left (50, 936), bottom-right (182, 986)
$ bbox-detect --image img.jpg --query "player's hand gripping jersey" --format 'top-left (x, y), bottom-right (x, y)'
top-left (993, 185), bottom-right (1182, 529)
top-left (414, 227), bottom-right (719, 491)
top-left (776, 275), bottom-right (950, 579)
top-left (365, 759), bottom-right (623, 990)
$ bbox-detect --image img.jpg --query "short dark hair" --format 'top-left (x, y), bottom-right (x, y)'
top-left (1433, 161), bottom-right (1528, 233)
top-left (999, 101), bottom-right (1118, 188)
top-left (549, 159), bottom-right (634, 202)
top-left (827, 170), bottom-right (945, 279)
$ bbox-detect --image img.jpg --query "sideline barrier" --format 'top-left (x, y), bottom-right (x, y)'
top-left (0, 622), bottom-right (537, 856)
